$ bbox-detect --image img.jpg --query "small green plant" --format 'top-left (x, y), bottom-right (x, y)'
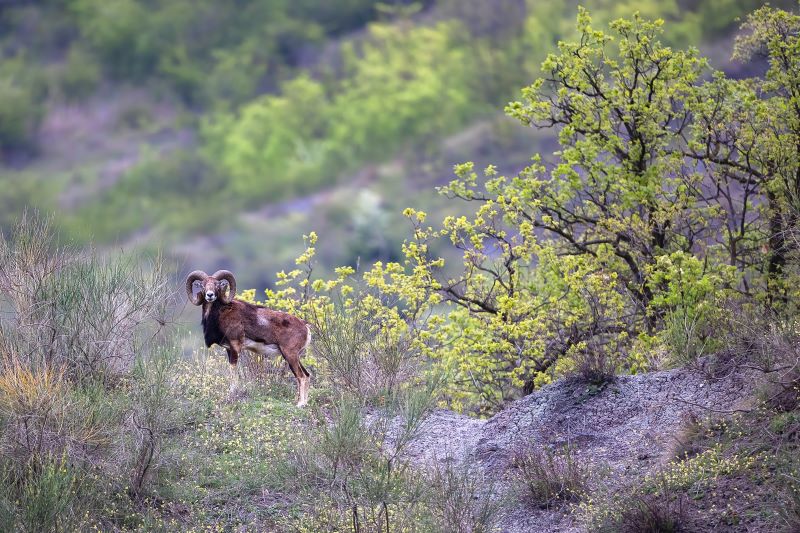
top-left (425, 458), bottom-right (501, 533)
top-left (19, 455), bottom-right (81, 533)
top-left (614, 487), bottom-right (686, 533)
top-left (510, 444), bottom-right (589, 509)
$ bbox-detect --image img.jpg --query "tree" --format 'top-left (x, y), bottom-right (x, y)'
top-left (424, 8), bottom-right (767, 411)
top-left (237, 6), bottom-right (800, 414)
top-left (718, 6), bottom-right (800, 303)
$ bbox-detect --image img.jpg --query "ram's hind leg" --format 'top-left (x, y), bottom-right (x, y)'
top-left (298, 361), bottom-right (311, 406)
top-left (281, 347), bottom-right (310, 407)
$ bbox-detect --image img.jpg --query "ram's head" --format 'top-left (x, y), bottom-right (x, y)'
top-left (185, 270), bottom-right (237, 305)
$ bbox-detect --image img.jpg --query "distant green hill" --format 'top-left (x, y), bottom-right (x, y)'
top-left (0, 0), bottom-right (791, 281)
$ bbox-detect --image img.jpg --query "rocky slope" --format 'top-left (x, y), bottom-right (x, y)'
top-left (398, 361), bottom-right (761, 532)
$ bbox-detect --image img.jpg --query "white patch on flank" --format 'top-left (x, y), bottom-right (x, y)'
top-left (243, 338), bottom-right (281, 357)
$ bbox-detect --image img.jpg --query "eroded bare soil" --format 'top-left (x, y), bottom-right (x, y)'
top-left (394, 361), bottom-right (760, 532)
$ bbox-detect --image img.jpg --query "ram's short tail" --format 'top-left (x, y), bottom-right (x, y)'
top-left (303, 324), bottom-right (312, 354)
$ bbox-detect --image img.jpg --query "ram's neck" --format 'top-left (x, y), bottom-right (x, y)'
top-left (202, 300), bottom-right (226, 321)
top-left (201, 301), bottom-right (227, 348)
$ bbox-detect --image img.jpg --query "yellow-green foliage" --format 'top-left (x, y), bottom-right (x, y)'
top-left (330, 21), bottom-right (475, 161)
top-left (229, 5), bottom-right (800, 416)
top-left (645, 252), bottom-right (738, 364)
top-left (203, 19), bottom-right (477, 206)
top-left (2, 0), bottom-right (782, 248)
top-left (239, 229), bottom-right (444, 393)
top-left (202, 76), bottom-right (331, 200)
top-left (426, 6), bottom-right (800, 410)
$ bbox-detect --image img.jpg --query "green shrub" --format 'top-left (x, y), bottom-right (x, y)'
top-left (0, 215), bottom-right (178, 530)
top-left (648, 253), bottom-right (735, 367)
top-left (19, 455), bottom-right (81, 533)
top-left (158, 45), bottom-right (206, 105)
top-left (0, 79), bottom-right (42, 153)
top-left (329, 21), bottom-right (476, 162)
top-left (59, 46), bottom-right (100, 101)
top-left (425, 458), bottom-right (501, 533)
top-left (74, 0), bottom-right (158, 80)
top-left (202, 75), bottom-right (332, 203)
top-left (0, 455), bottom-right (85, 532)
top-left (304, 287), bottom-right (425, 403)
top-left (203, 44), bottom-right (265, 106)
top-left (509, 444), bottom-right (589, 509)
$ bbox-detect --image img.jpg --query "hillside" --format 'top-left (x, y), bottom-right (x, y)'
top-left (0, 0), bottom-right (792, 284)
top-left (378, 358), bottom-right (772, 532)
top-left (4, 3), bottom-right (800, 531)
top-left (90, 346), bottom-right (785, 532)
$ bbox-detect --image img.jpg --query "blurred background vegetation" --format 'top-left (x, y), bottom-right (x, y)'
top-left (4, 2), bottom-right (800, 530)
top-left (0, 0), bottom-right (789, 286)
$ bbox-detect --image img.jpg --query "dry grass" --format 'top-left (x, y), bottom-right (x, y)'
top-left (509, 444), bottom-right (589, 509)
top-left (573, 347), bottom-right (618, 385)
top-left (0, 214), bottom-right (177, 530)
top-left (615, 489), bottom-right (686, 533)
top-left (0, 213), bottom-right (171, 383)
top-left (0, 358), bottom-right (111, 468)
top-left (425, 458), bottom-right (501, 533)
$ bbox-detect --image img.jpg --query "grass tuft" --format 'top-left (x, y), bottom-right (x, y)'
top-left (510, 444), bottom-right (589, 509)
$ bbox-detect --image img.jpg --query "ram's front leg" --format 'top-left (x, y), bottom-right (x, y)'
top-left (225, 340), bottom-right (244, 398)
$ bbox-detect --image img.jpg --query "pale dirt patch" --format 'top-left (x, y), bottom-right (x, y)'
top-left (383, 361), bottom-right (759, 532)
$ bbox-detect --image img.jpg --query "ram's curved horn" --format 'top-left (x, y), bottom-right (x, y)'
top-left (212, 270), bottom-right (236, 304)
top-left (185, 270), bottom-right (208, 306)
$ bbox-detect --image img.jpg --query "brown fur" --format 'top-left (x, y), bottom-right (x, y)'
top-left (187, 270), bottom-right (311, 406)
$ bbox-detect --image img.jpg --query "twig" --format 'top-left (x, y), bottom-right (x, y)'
top-left (671, 395), bottom-right (753, 415)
